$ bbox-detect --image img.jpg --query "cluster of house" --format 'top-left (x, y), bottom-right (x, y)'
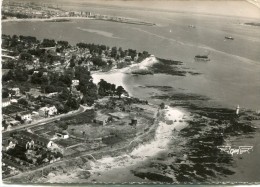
top-left (2, 130), bottom-right (69, 168)
top-left (2, 2), bottom-right (68, 19)
top-left (3, 130), bottom-right (66, 154)
top-left (2, 104), bottom-right (58, 132)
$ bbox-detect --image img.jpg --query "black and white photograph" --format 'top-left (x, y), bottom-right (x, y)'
top-left (1, 0), bottom-right (260, 184)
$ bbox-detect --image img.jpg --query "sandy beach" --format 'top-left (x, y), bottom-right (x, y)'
top-left (92, 56), bottom-right (158, 96)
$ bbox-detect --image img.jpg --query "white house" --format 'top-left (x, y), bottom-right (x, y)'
top-left (48, 106), bottom-right (58, 116)
top-left (54, 131), bottom-right (69, 139)
top-left (19, 111), bottom-right (32, 122)
top-left (46, 92), bottom-right (58, 98)
top-left (2, 98), bottom-right (11, 107)
top-left (6, 140), bottom-right (17, 151)
top-left (16, 131), bottom-right (63, 153)
top-left (72, 79), bottom-right (79, 86)
top-left (39, 106), bottom-right (57, 117)
top-left (10, 99), bottom-right (18, 104)
top-left (10, 88), bottom-right (20, 96)
top-left (39, 107), bottom-right (49, 117)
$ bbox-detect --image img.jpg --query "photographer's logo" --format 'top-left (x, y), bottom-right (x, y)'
top-left (217, 146), bottom-right (253, 156)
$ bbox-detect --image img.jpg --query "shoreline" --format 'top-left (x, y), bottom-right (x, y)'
top-left (1, 17), bottom-right (95, 23)
top-left (91, 56), bottom-right (158, 97)
top-left (42, 106), bottom-right (189, 183)
top-left (2, 16), bottom-right (155, 26)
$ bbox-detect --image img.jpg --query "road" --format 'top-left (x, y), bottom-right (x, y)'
top-left (2, 55), bottom-right (18, 60)
top-left (3, 105), bottom-right (89, 136)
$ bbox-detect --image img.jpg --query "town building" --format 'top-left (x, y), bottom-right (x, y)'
top-left (10, 99), bottom-right (18, 104)
top-left (94, 114), bottom-right (110, 126)
top-left (14, 131), bottom-right (64, 153)
top-left (129, 117), bottom-right (138, 126)
top-left (54, 131), bottom-right (69, 139)
top-left (3, 138), bottom-right (17, 151)
top-left (18, 111), bottom-right (32, 122)
top-left (9, 120), bottom-right (21, 127)
top-left (42, 72), bottom-right (48, 76)
top-left (46, 92), bottom-right (58, 98)
top-left (39, 106), bottom-right (58, 117)
top-left (2, 98), bottom-right (11, 107)
top-left (72, 79), bottom-right (79, 86)
top-left (9, 88), bottom-right (20, 96)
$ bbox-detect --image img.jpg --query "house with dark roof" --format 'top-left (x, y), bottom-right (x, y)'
top-left (18, 111), bottom-right (32, 122)
top-left (14, 131), bottom-right (63, 153)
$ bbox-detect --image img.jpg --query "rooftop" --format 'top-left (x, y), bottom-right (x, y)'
top-left (108, 112), bottom-right (129, 119)
top-left (15, 131), bottom-right (50, 145)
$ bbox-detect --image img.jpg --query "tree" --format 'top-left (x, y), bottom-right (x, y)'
top-left (59, 122), bottom-right (68, 130)
top-left (18, 98), bottom-right (28, 106)
top-left (111, 84), bottom-right (116, 95)
top-left (111, 47), bottom-right (117, 58)
top-left (44, 85), bottom-right (57, 93)
top-left (2, 70), bottom-right (14, 82)
top-left (66, 97), bottom-right (80, 110)
top-left (31, 73), bottom-right (42, 84)
top-left (19, 52), bottom-right (32, 61)
top-left (160, 102), bottom-right (165, 109)
top-left (57, 40), bottom-right (69, 48)
top-left (13, 69), bottom-right (28, 82)
top-left (59, 75), bottom-right (72, 87)
top-left (69, 61), bottom-right (75, 68)
top-left (81, 95), bottom-right (95, 106)
top-left (55, 102), bottom-right (65, 114)
top-left (2, 89), bottom-right (9, 98)
top-left (92, 57), bottom-right (106, 67)
top-left (41, 39), bottom-right (56, 47)
top-left (59, 88), bottom-right (70, 101)
top-left (2, 60), bottom-right (15, 69)
top-left (116, 86), bottom-right (125, 99)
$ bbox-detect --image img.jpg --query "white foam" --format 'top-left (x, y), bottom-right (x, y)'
top-left (90, 107), bottom-right (187, 173)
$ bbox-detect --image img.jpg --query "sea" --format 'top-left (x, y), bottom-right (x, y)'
top-left (2, 0), bottom-right (260, 182)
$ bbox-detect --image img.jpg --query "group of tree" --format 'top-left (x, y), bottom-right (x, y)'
top-left (19, 52), bottom-right (33, 61)
top-left (98, 79), bottom-right (126, 98)
top-left (31, 72), bottom-right (48, 85)
top-left (41, 39), bottom-right (56, 48)
top-left (3, 68), bottom-right (28, 82)
top-left (91, 56), bottom-right (107, 67)
top-left (76, 66), bottom-right (98, 106)
top-left (2, 12), bottom-right (32, 19)
top-left (2, 60), bottom-right (16, 69)
top-left (2, 88), bottom-right (9, 99)
top-left (19, 35), bottom-right (38, 44)
top-left (76, 42), bottom-right (108, 54)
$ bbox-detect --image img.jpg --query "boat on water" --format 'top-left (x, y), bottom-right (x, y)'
top-left (188, 24), bottom-right (196, 28)
top-left (194, 55), bottom-right (210, 62)
top-left (225, 36), bottom-right (234, 40)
